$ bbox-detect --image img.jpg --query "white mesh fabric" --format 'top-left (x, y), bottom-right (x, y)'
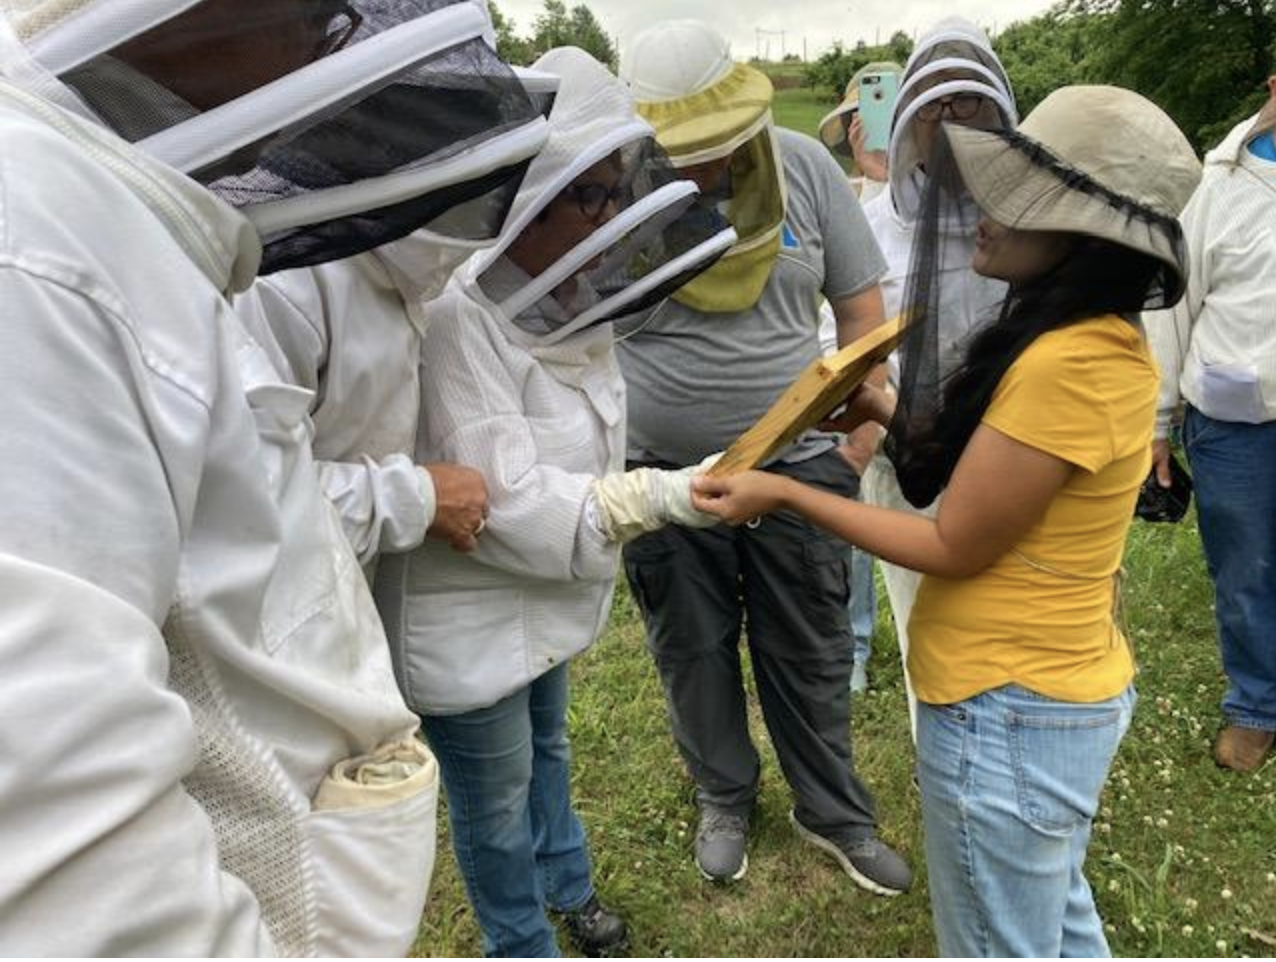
top-left (3, 0), bottom-right (200, 71)
top-left (886, 16), bottom-right (1017, 224)
top-left (166, 625), bottom-right (311, 956)
top-left (473, 47), bottom-right (735, 343)
top-left (5, 1), bottom-right (551, 274)
top-left (474, 46), bottom-right (651, 273)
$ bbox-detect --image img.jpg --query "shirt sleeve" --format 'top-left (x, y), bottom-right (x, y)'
top-left (1145, 179), bottom-right (1210, 438)
top-left (983, 323), bottom-right (1139, 473)
top-left (240, 271), bottom-right (433, 564)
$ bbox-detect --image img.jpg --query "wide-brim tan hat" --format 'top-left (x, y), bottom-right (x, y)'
top-left (816, 60), bottom-right (903, 154)
top-left (944, 85), bottom-right (1201, 295)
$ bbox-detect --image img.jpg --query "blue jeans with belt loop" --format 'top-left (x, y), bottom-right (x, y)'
top-left (422, 662), bottom-right (594, 957)
top-left (1183, 406), bottom-right (1276, 733)
top-left (916, 683), bottom-right (1135, 957)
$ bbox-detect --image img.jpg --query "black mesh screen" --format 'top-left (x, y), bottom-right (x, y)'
top-left (61, 0), bottom-right (544, 269)
top-left (506, 137), bottom-right (733, 337)
top-left (259, 157), bottom-right (528, 273)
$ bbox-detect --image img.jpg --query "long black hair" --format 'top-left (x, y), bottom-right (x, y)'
top-left (885, 129), bottom-right (1178, 508)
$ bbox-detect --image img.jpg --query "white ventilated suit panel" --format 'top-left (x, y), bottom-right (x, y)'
top-left (375, 274), bottom-right (623, 716)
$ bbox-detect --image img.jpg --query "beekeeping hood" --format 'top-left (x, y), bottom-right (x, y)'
top-left (620, 20), bottom-right (782, 314)
top-left (469, 46), bottom-right (737, 347)
top-left (0, 0), bottom-right (552, 274)
top-left (886, 16), bottom-right (1017, 225)
top-left (373, 63), bottom-right (559, 306)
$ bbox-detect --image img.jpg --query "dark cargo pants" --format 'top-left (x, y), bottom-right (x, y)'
top-left (622, 448), bottom-right (878, 836)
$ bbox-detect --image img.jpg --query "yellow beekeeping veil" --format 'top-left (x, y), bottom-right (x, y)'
top-left (622, 21), bottom-right (785, 313)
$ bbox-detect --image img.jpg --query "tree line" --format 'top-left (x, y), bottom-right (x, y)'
top-left (489, 0), bottom-right (1274, 152)
top-left (489, 0), bottom-right (617, 70)
top-left (804, 0), bottom-right (1276, 152)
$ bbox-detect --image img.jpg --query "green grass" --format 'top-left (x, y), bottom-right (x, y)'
top-left (771, 85), bottom-right (838, 140)
top-left (411, 510), bottom-right (1276, 957)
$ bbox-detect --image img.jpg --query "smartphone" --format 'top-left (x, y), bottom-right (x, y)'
top-left (858, 71), bottom-right (899, 153)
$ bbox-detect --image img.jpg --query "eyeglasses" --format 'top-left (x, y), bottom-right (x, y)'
top-left (915, 93), bottom-right (988, 123)
top-left (561, 181), bottom-right (628, 222)
top-left (313, 3), bottom-right (363, 59)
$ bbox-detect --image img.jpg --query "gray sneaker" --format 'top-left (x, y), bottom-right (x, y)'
top-left (695, 807), bottom-right (749, 882)
top-left (790, 810), bottom-right (911, 896)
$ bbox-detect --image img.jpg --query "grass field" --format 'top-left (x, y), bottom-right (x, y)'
top-left (408, 87), bottom-right (1276, 957)
top-left (413, 507), bottom-right (1276, 957)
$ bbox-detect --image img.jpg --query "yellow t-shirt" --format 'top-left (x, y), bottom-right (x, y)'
top-left (908, 315), bottom-right (1157, 705)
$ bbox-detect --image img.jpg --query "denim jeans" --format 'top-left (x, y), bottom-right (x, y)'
top-left (422, 663), bottom-right (593, 957)
top-left (917, 684), bottom-right (1135, 957)
top-left (849, 545), bottom-right (876, 665)
top-left (1184, 407), bottom-right (1276, 732)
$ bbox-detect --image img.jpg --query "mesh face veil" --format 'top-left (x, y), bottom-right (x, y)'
top-left (885, 87), bottom-right (1199, 509)
top-left (3, 0), bottom-right (552, 273)
top-left (464, 47), bottom-right (736, 347)
top-left (620, 20), bottom-right (785, 313)
top-left (885, 19), bottom-right (1017, 225)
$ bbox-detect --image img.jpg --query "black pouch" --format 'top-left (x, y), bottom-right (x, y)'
top-left (1134, 451), bottom-right (1193, 523)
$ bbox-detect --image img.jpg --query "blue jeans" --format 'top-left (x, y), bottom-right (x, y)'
top-left (1184, 407), bottom-right (1276, 732)
top-left (849, 545), bottom-right (876, 665)
top-left (917, 684), bottom-right (1135, 957)
top-left (422, 664), bottom-right (593, 957)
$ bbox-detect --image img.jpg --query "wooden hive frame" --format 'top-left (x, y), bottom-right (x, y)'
top-left (707, 315), bottom-right (905, 477)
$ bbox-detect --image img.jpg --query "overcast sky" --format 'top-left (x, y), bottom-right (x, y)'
top-left (494, 0), bottom-right (1059, 61)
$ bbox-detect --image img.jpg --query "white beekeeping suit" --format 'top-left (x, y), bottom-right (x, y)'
top-left (0, 0), bottom-right (547, 955)
top-left (374, 45), bottom-right (735, 717)
top-left (236, 65), bottom-right (560, 571)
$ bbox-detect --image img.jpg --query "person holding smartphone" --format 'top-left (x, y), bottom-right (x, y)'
top-left (818, 61), bottom-right (903, 202)
top-left (817, 61), bottom-right (904, 694)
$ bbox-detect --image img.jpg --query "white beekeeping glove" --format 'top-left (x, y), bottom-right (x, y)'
top-left (590, 457), bottom-right (720, 543)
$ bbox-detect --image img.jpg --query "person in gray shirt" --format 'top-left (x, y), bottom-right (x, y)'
top-left (615, 19), bottom-right (911, 895)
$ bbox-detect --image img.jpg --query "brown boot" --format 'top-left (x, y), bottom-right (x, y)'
top-left (1213, 725), bottom-right (1275, 773)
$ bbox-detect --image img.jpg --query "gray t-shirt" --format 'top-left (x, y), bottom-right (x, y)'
top-left (616, 127), bottom-right (886, 466)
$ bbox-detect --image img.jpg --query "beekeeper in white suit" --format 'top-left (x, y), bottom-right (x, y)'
top-left (372, 46), bottom-right (737, 957)
top-left (0, 0), bottom-right (549, 955)
top-left (237, 68), bottom-right (560, 565)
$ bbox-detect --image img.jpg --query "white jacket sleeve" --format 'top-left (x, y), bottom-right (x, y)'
top-left (0, 556), bottom-right (272, 957)
top-left (240, 268), bottom-right (434, 564)
top-left (0, 272), bottom-right (272, 955)
top-left (1145, 182), bottom-right (1208, 439)
top-left (316, 454), bottom-right (435, 563)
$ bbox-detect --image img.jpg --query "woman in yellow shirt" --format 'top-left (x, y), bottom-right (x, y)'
top-left (692, 86), bottom-right (1200, 956)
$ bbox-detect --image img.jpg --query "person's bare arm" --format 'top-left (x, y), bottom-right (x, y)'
top-left (694, 423), bottom-right (1073, 579)
top-left (423, 462), bottom-right (488, 553)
